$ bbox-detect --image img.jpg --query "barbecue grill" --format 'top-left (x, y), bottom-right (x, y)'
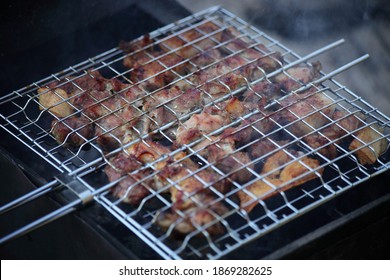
top-left (1, 3), bottom-right (390, 259)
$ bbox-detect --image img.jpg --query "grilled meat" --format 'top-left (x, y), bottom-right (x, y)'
top-left (36, 22), bottom-right (389, 240)
top-left (349, 124), bottom-right (388, 164)
top-left (156, 194), bottom-right (228, 235)
top-left (277, 88), bottom-right (336, 136)
top-left (51, 116), bottom-right (94, 147)
top-left (238, 149), bottom-right (323, 213)
top-left (303, 110), bottom-right (365, 159)
top-left (38, 88), bottom-right (74, 118)
top-left (104, 152), bottom-right (153, 205)
top-left (274, 62), bottom-right (322, 92)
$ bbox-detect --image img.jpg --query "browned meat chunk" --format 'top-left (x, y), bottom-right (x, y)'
top-left (277, 88), bottom-right (336, 136)
top-left (38, 88), bottom-right (73, 118)
top-left (303, 110), bottom-right (365, 159)
top-left (155, 193), bottom-right (228, 236)
top-left (104, 152), bottom-right (152, 205)
top-left (238, 149), bottom-right (323, 213)
top-left (349, 124), bottom-right (388, 165)
top-left (175, 112), bottom-right (228, 145)
top-left (51, 116), bottom-right (94, 147)
top-left (274, 62), bottom-right (322, 92)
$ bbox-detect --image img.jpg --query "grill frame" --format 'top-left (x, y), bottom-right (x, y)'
top-left (1, 6), bottom-right (390, 259)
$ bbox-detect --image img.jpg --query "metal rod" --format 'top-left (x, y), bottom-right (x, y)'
top-left (0, 200), bottom-right (79, 245)
top-left (264, 54), bottom-right (370, 109)
top-left (264, 39), bottom-right (346, 79)
top-left (0, 181), bottom-right (59, 215)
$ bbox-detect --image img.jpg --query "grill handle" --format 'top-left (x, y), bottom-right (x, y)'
top-left (0, 200), bottom-right (78, 244)
top-left (0, 174), bottom-right (94, 245)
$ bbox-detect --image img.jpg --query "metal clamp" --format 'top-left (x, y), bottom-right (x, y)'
top-left (55, 173), bottom-right (94, 205)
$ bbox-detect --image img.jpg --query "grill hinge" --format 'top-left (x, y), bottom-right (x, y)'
top-left (55, 173), bottom-right (94, 205)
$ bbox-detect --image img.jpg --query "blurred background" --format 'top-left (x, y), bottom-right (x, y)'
top-left (178, 0), bottom-right (390, 116)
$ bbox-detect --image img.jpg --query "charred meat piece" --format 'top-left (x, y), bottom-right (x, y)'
top-left (273, 62), bottom-right (322, 92)
top-left (121, 36), bottom-right (184, 90)
top-left (238, 149), bottom-right (323, 213)
top-left (127, 52), bottom-right (184, 90)
top-left (104, 140), bottom-right (173, 204)
top-left (94, 105), bottom-right (143, 150)
top-left (72, 83), bottom-right (145, 120)
top-left (243, 80), bottom-right (282, 107)
top-left (158, 151), bottom-right (229, 204)
top-left (51, 116), bottom-right (94, 147)
top-left (143, 86), bottom-right (203, 139)
top-left (175, 112), bottom-right (228, 146)
top-left (38, 70), bottom-right (107, 118)
top-left (248, 139), bottom-right (289, 160)
top-left (104, 152), bottom-right (152, 205)
top-left (277, 88), bottom-right (336, 136)
top-left (194, 136), bottom-right (254, 184)
top-left (303, 110), bottom-right (365, 159)
top-left (220, 28), bottom-right (283, 78)
top-left (155, 193), bottom-right (228, 236)
top-left (159, 21), bottom-right (222, 59)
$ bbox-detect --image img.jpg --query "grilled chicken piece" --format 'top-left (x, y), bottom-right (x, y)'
top-left (128, 52), bottom-right (184, 90)
top-left (38, 88), bottom-right (74, 118)
top-left (121, 35), bottom-right (185, 90)
top-left (248, 139), bottom-right (289, 160)
top-left (125, 22), bottom-right (221, 91)
top-left (277, 88), bottom-right (336, 136)
top-left (126, 140), bottom-right (171, 167)
top-left (175, 112), bottom-right (228, 145)
top-left (349, 124), bottom-right (388, 165)
top-left (51, 116), bottom-right (94, 147)
top-left (72, 83), bottom-right (145, 120)
top-left (193, 136), bottom-right (254, 184)
top-left (143, 86), bottom-right (203, 139)
top-left (273, 62), bottom-right (322, 92)
top-left (238, 149), bottom-right (323, 213)
top-left (220, 28), bottom-right (283, 79)
top-left (191, 57), bottom-right (247, 102)
top-left (154, 148), bottom-right (231, 235)
top-left (303, 110), bottom-right (365, 159)
top-left (105, 141), bottom-right (172, 204)
top-left (42, 70), bottom-right (117, 106)
top-left (104, 152), bottom-right (152, 205)
top-left (159, 21), bottom-right (222, 59)
top-left (155, 193), bottom-right (228, 236)
top-left (189, 48), bottom-right (223, 70)
top-left (94, 103), bottom-right (143, 150)
top-left (43, 69), bottom-right (108, 97)
top-left (243, 80), bottom-right (282, 107)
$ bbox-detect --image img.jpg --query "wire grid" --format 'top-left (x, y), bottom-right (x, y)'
top-left (1, 6), bottom-right (390, 259)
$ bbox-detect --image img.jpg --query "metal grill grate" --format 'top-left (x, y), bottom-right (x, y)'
top-left (1, 6), bottom-right (390, 259)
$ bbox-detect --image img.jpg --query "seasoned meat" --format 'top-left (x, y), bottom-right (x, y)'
top-left (155, 193), bottom-right (228, 235)
top-left (159, 21), bottom-right (222, 59)
top-left (277, 88), bottom-right (336, 136)
top-left (51, 116), bottom-right (94, 147)
top-left (349, 124), bottom-right (388, 165)
top-left (243, 80), bottom-right (282, 107)
top-left (274, 62), bottom-right (322, 92)
top-left (194, 136), bottom-right (254, 184)
top-left (303, 110), bottom-right (365, 159)
top-left (104, 152), bottom-right (152, 205)
top-left (175, 112), bottom-right (228, 145)
top-left (38, 88), bottom-right (74, 118)
top-left (248, 139), bottom-right (289, 160)
top-left (238, 149), bottom-right (323, 212)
